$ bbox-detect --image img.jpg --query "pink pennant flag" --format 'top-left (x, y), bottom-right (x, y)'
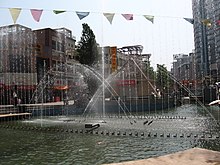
top-left (217, 20), bottom-right (220, 26)
top-left (122, 14), bottom-right (133, 21)
top-left (30, 9), bottom-right (43, 22)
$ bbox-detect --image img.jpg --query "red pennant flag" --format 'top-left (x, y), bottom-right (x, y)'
top-left (217, 20), bottom-right (220, 26)
top-left (30, 9), bottom-right (43, 22)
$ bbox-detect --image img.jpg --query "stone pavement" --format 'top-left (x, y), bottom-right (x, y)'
top-left (103, 148), bottom-right (220, 165)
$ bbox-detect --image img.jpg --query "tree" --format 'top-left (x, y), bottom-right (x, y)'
top-left (77, 23), bottom-right (100, 97)
top-left (144, 61), bottom-right (155, 80)
top-left (77, 23), bottom-right (99, 66)
top-left (156, 64), bottom-right (173, 92)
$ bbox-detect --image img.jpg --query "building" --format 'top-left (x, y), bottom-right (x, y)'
top-left (0, 24), bottom-right (78, 104)
top-left (102, 45), bottom-right (155, 99)
top-left (0, 24), bottom-right (37, 104)
top-left (171, 53), bottom-right (196, 93)
top-left (33, 27), bottom-right (77, 102)
top-left (192, 0), bottom-right (220, 82)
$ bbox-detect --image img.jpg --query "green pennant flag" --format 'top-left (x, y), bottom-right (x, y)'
top-left (53, 10), bottom-right (66, 14)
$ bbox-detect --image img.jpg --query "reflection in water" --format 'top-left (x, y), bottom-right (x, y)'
top-left (0, 104), bottom-right (219, 165)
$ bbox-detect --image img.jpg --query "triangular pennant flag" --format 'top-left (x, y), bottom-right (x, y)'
top-left (216, 20), bottom-right (220, 26)
top-left (143, 15), bottom-right (154, 24)
top-left (122, 14), bottom-right (133, 21)
top-left (184, 18), bottom-right (194, 24)
top-left (201, 19), bottom-right (212, 27)
top-left (53, 10), bottom-right (66, 14)
top-left (9, 8), bottom-right (21, 24)
top-left (76, 11), bottom-right (90, 20)
top-left (30, 9), bottom-right (43, 22)
top-left (103, 13), bottom-right (115, 24)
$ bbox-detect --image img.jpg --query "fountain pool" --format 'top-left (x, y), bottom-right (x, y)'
top-left (0, 104), bottom-right (219, 164)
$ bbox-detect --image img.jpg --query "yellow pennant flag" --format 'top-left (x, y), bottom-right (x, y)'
top-left (201, 19), bottom-right (212, 27)
top-left (9, 8), bottom-right (21, 24)
top-left (103, 13), bottom-right (115, 24)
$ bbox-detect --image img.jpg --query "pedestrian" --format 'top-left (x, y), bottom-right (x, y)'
top-left (13, 92), bottom-right (18, 106)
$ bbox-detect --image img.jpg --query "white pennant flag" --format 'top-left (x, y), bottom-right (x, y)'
top-left (103, 13), bottom-right (115, 24)
top-left (143, 15), bottom-right (154, 24)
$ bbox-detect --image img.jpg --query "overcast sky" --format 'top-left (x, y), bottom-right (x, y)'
top-left (0, 0), bottom-right (194, 70)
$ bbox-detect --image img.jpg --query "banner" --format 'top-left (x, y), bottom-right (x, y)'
top-left (1, 7), bottom-right (218, 27)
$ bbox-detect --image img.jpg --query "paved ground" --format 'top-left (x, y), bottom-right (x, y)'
top-left (103, 148), bottom-right (220, 165)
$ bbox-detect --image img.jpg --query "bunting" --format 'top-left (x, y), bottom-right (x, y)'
top-left (122, 14), bottom-right (133, 21)
top-left (143, 15), bottom-right (154, 24)
top-left (103, 13), bottom-right (115, 24)
top-left (30, 9), bottom-right (43, 22)
top-left (184, 18), bottom-right (194, 24)
top-left (201, 19), bottom-right (212, 27)
top-left (9, 8), bottom-right (21, 24)
top-left (1, 7), bottom-right (220, 27)
top-left (76, 11), bottom-right (90, 20)
top-left (53, 10), bottom-right (66, 14)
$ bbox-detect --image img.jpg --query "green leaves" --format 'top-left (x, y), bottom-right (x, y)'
top-left (77, 23), bottom-right (98, 67)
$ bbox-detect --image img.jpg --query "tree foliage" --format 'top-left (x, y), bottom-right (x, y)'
top-left (156, 64), bottom-right (173, 91)
top-left (144, 61), bottom-right (155, 80)
top-left (77, 23), bottom-right (99, 66)
top-left (77, 23), bottom-right (100, 97)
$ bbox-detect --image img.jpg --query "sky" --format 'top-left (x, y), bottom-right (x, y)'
top-left (0, 0), bottom-right (194, 70)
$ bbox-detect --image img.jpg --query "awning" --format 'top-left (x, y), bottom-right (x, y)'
top-left (53, 85), bottom-right (69, 90)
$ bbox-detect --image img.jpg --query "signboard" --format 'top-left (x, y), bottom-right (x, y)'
top-left (116, 80), bottom-right (136, 86)
top-left (110, 46), bottom-right (117, 72)
top-left (3, 73), bottom-right (37, 85)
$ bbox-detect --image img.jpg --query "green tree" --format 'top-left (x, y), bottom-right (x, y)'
top-left (77, 23), bottom-right (99, 66)
top-left (144, 61), bottom-right (155, 80)
top-left (77, 23), bottom-right (100, 97)
top-left (156, 64), bottom-right (173, 92)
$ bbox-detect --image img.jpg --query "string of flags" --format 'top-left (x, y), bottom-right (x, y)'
top-left (3, 7), bottom-right (220, 27)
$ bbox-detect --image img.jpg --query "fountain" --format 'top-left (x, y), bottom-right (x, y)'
top-left (0, 44), bottom-right (219, 139)
top-left (1, 25), bottom-right (220, 165)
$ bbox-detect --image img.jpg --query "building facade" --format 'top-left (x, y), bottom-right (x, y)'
top-left (33, 27), bottom-right (77, 102)
top-left (0, 24), bottom-right (37, 104)
top-left (0, 24), bottom-right (78, 104)
top-left (172, 53), bottom-right (196, 92)
top-left (192, 0), bottom-right (220, 82)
